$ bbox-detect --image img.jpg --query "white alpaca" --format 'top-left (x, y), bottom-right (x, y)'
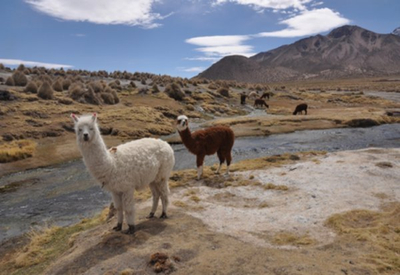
top-left (71, 113), bottom-right (175, 234)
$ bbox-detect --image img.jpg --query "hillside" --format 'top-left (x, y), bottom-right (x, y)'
top-left (197, 25), bottom-right (400, 82)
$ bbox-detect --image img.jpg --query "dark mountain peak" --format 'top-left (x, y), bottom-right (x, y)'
top-left (327, 25), bottom-right (363, 39)
top-left (198, 25), bottom-right (400, 82)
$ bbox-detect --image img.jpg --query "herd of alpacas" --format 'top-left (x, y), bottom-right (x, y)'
top-left (71, 91), bottom-right (307, 234)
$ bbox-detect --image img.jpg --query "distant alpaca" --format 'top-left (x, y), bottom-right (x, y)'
top-left (176, 115), bottom-right (235, 180)
top-left (71, 113), bottom-right (175, 234)
top-left (254, 99), bottom-right (269, 108)
top-left (260, 92), bottom-right (272, 100)
top-left (293, 103), bottom-right (308, 115)
top-left (248, 91), bottom-right (259, 99)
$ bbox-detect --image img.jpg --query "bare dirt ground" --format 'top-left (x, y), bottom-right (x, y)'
top-left (1, 148), bottom-right (399, 275)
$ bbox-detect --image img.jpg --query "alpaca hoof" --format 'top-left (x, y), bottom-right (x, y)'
top-left (124, 225), bottom-right (135, 235)
top-left (113, 223), bottom-right (122, 231)
top-left (147, 212), bottom-right (155, 219)
top-left (160, 212), bottom-right (168, 219)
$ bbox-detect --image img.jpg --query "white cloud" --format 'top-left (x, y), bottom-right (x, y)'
top-left (24, 0), bottom-right (165, 28)
top-left (257, 8), bottom-right (350, 37)
top-left (0, 59), bottom-right (73, 69)
top-left (178, 67), bottom-right (205, 72)
top-left (185, 57), bottom-right (221, 62)
top-left (186, 34), bottom-right (255, 58)
top-left (213, 0), bottom-right (312, 11)
top-left (72, 33), bottom-right (86, 37)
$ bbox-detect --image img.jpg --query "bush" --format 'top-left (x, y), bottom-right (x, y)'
top-left (84, 87), bottom-right (101, 105)
top-left (217, 87), bottom-right (230, 97)
top-left (62, 78), bottom-right (72, 90)
top-left (164, 83), bottom-right (185, 101)
top-left (101, 92), bottom-right (115, 104)
top-left (0, 63), bottom-right (5, 70)
top-left (152, 84), bottom-right (160, 94)
top-left (17, 64), bottom-right (26, 71)
top-left (37, 82), bottom-right (54, 100)
top-left (89, 81), bottom-right (103, 93)
top-left (12, 71), bottom-right (28, 86)
top-left (130, 81), bottom-right (137, 88)
top-left (52, 79), bottom-right (63, 92)
top-left (25, 81), bottom-right (38, 93)
top-left (69, 83), bottom-right (85, 101)
top-left (5, 76), bottom-right (14, 86)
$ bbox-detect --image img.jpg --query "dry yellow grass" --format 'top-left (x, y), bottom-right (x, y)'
top-left (271, 231), bottom-right (316, 246)
top-left (325, 202), bottom-right (400, 273)
top-left (0, 140), bottom-right (36, 163)
top-left (0, 208), bottom-right (109, 275)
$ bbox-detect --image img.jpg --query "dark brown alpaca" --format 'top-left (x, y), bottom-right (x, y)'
top-left (176, 115), bottom-right (235, 180)
top-left (254, 99), bottom-right (269, 108)
top-left (293, 103), bottom-right (308, 115)
top-left (260, 92), bottom-right (272, 100)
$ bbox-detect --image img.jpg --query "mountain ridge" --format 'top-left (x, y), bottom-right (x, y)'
top-left (196, 25), bottom-right (400, 82)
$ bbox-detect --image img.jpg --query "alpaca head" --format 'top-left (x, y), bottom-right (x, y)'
top-left (176, 115), bottom-right (189, 132)
top-left (71, 113), bottom-right (99, 143)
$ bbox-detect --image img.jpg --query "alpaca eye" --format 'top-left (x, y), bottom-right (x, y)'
top-left (78, 129), bottom-right (82, 132)
top-left (89, 128), bottom-right (94, 131)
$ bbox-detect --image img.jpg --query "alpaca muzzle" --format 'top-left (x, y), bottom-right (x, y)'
top-left (83, 133), bottom-right (89, 141)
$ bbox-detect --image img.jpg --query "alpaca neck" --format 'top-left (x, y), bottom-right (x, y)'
top-left (178, 128), bottom-right (198, 154)
top-left (78, 130), bottom-right (113, 181)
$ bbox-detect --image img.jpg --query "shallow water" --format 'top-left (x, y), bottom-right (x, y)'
top-left (1, 123), bottom-right (400, 242)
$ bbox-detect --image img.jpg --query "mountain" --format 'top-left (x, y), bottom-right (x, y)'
top-left (197, 25), bottom-right (400, 82)
top-left (393, 27), bottom-right (400, 36)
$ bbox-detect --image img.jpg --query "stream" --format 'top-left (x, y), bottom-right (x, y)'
top-left (1, 123), bottom-right (400, 242)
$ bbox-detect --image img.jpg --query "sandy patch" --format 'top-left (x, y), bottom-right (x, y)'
top-left (171, 148), bottom-right (400, 248)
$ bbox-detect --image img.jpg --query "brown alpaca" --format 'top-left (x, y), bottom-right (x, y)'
top-left (176, 115), bottom-right (235, 180)
top-left (293, 103), bottom-right (308, 115)
top-left (260, 92), bottom-right (272, 100)
top-left (254, 99), bottom-right (269, 108)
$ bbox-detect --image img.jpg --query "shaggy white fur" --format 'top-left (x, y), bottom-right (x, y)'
top-left (71, 113), bottom-right (175, 234)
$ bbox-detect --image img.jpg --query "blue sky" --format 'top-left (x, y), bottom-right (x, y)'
top-left (0, 0), bottom-right (399, 78)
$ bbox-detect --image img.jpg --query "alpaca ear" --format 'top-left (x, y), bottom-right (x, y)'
top-left (70, 113), bottom-right (79, 123)
top-left (92, 113), bottom-right (97, 122)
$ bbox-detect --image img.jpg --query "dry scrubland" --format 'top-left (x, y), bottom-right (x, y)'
top-left (1, 64), bottom-right (400, 175)
top-left (1, 64), bottom-right (400, 274)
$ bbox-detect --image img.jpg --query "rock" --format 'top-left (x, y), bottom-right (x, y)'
top-left (0, 90), bottom-right (16, 101)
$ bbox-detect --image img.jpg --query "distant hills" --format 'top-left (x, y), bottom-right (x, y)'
top-left (196, 25), bottom-right (400, 82)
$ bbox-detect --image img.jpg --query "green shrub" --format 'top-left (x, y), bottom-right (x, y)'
top-left (0, 63), bottom-right (5, 70)
top-left (17, 64), bottom-right (26, 71)
top-left (37, 82), bottom-right (54, 100)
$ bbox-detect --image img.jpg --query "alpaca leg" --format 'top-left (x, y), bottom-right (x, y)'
top-left (159, 178), bottom-right (170, 219)
top-left (111, 192), bottom-right (123, 231)
top-left (216, 150), bottom-right (225, 174)
top-left (226, 152), bottom-right (232, 175)
top-left (147, 182), bottom-right (160, 219)
top-left (196, 154), bottom-right (205, 180)
top-left (122, 191), bottom-right (135, 234)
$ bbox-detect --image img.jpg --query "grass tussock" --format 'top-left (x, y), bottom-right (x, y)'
top-left (325, 203), bottom-right (400, 273)
top-left (271, 231), bottom-right (316, 246)
top-left (263, 183), bottom-right (289, 191)
top-left (0, 140), bottom-right (36, 163)
top-left (0, 208), bottom-right (108, 275)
